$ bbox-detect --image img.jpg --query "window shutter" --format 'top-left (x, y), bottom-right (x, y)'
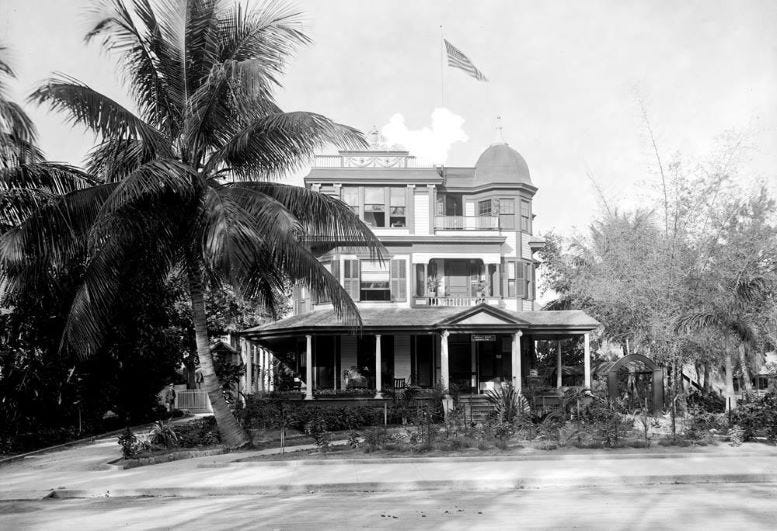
top-left (343, 259), bottom-right (360, 301)
top-left (390, 259), bottom-right (407, 301)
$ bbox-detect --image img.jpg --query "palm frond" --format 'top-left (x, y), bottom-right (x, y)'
top-left (206, 112), bottom-right (367, 178)
top-left (29, 76), bottom-right (171, 155)
top-left (85, 0), bottom-right (181, 133)
top-left (62, 206), bottom-right (181, 356)
top-left (86, 137), bottom-right (149, 182)
top-left (0, 100), bottom-right (38, 146)
top-left (226, 181), bottom-right (383, 258)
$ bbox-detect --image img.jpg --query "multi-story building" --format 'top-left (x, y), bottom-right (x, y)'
top-left (240, 132), bottom-right (598, 399)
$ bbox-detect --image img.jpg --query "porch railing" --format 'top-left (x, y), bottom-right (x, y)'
top-left (426, 296), bottom-right (484, 307)
top-left (175, 389), bottom-right (212, 413)
top-left (434, 215), bottom-right (499, 230)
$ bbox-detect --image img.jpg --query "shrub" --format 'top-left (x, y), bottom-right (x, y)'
top-left (148, 421), bottom-right (179, 448)
top-left (485, 383), bottom-right (530, 424)
top-left (304, 411), bottom-right (330, 452)
top-left (363, 427), bottom-right (389, 452)
top-left (686, 390), bottom-right (726, 413)
top-left (117, 427), bottom-right (150, 459)
top-left (173, 417), bottom-right (220, 447)
top-left (730, 392), bottom-right (777, 441)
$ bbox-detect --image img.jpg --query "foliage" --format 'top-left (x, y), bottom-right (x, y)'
top-left (363, 427), bottom-right (389, 453)
top-left (686, 390), bottom-right (726, 414)
top-left (117, 427), bottom-right (150, 459)
top-left (485, 383), bottom-right (530, 424)
top-left (172, 417), bottom-right (220, 448)
top-left (238, 397), bottom-right (383, 432)
top-left (577, 399), bottom-right (631, 447)
top-left (148, 421), bottom-right (179, 449)
top-left (730, 393), bottom-right (777, 441)
top-left (3, 0), bottom-right (383, 450)
top-left (304, 411), bottom-right (331, 451)
top-left (684, 409), bottom-right (726, 442)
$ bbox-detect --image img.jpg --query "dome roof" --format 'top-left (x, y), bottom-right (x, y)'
top-left (473, 143), bottom-right (532, 186)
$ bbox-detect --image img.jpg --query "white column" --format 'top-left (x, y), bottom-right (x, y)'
top-left (556, 340), bottom-right (563, 389)
top-left (250, 345), bottom-right (257, 394)
top-left (440, 330), bottom-right (450, 391)
top-left (512, 331), bottom-right (522, 393)
top-left (375, 334), bottom-right (383, 399)
top-left (305, 335), bottom-right (313, 400)
top-left (584, 332), bottom-right (591, 389)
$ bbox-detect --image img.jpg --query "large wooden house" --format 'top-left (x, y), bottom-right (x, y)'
top-left (239, 133), bottom-right (599, 399)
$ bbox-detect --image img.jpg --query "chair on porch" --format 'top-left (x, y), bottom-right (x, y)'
top-left (394, 377), bottom-right (407, 390)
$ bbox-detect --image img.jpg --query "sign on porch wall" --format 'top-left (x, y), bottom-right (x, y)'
top-left (472, 334), bottom-right (496, 342)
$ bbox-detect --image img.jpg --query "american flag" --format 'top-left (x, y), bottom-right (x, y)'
top-left (444, 39), bottom-right (488, 82)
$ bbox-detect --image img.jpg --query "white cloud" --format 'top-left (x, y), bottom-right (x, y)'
top-left (380, 107), bottom-right (468, 164)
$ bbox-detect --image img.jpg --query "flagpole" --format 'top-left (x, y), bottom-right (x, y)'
top-left (439, 25), bottom-right (445, 107)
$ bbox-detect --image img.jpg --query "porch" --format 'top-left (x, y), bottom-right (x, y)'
top-left (240, 305), bottom-right (600, 401)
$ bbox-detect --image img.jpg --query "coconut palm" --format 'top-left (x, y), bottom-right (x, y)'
top-left (1, 44), bottom-right (94, 237)
top-left (1, 0), bottom-right (381, 448)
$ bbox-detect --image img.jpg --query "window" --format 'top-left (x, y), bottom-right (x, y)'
top-left (499, 198), bottom-right (515, 229)
top-left (478, 199), bottom-right (492, 217)
top-left (364, 188), bottom-right (385, 227)
top-left (360, 260), bottom-right (390, 301)
top-left (343, 259), bottom-right (360, 301)
top-left (390, 259), bottom-right (407, 301)
top-left (525, 262), bottom-right (535, 300)
top-left (389, 188), bottom-right (406, 227)
top-left (317, 262), bottom-right (332, 303)
top-left (341, 186), bottom-right (359, 215)
top-left (506, 260), bottom-right (517, 298)
top-left (415, 263), bottom-right (425, 296)
top-left (520, 200), bottom-right (531, 233)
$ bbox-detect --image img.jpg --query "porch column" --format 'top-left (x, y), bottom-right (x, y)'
top-left (305, 334), bottom-right (313, 400)
top-left (556, 340), bottom-right (563, 389)
top-left (375, 334), bottom-right (383, 399)
top-left (512, 331), bottom-right (522, 393)
top-left (583, 332), bottom-right (591, 389)
top-left (440, 330), bottom-right (450, 391)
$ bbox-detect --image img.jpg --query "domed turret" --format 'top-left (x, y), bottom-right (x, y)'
top-left (473, 143), bottom-right (532, 186)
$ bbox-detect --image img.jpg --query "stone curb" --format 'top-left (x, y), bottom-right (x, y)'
top-left (9, 473), bottom-right (776, 501)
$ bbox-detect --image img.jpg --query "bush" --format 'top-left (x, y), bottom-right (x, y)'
top-left (173, 417), bottom-right (220, 447)
top-left (117, 427), bottom-right (150, 459)
top-left (685, 409), bottom-right (726, 441)
top-left (485, 383), bottom-right (530, 424)
top-left (148, 421), bottom-right (179, 448)
top-left (239, 397), bottom-right (384, 432)
top-left (686, 390), bottom-right (726, 413)
top-left (730, 392), bottom-right (777, 441)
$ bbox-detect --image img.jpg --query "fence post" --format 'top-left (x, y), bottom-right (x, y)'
top-left (384, 403), bottom-right (388, 426)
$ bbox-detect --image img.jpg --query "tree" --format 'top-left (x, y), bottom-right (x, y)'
top-left (1, 0), bottom-right (381, 448)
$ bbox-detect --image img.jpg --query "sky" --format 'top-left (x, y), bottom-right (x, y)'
top-left (1, 0), bottom-right (776, 234)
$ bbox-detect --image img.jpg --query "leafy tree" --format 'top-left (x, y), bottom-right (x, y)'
top-left (3, 0), bottom-right (381, 448)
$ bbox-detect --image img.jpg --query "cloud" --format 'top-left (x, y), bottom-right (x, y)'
top-left (380, 107), bottom-right (468, 164)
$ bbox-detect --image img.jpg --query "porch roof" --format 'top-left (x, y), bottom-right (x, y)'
top-left (240, 304), bottom-right (600, 340)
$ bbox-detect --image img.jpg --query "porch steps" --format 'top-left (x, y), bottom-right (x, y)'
top-left (458, 395), bottom-right (494, 424)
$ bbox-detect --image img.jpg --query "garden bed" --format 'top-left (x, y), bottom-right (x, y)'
top-left (108, 445), bottom-right (228, 469)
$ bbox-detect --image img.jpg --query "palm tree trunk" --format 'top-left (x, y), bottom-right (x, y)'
top-left (702, 361), bottom-right (710, 393)
top-left (738, 344), bottom-right (752, 392)
top-left (187, 260), bottom-right (249, 449)
top-left (724, 352), bottom-right (736, 411)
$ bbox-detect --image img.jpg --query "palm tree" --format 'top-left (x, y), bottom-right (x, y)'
top-left (1, 0), bottom-right (381, 448)
top-left (677, 277), bottom-right (770, 411)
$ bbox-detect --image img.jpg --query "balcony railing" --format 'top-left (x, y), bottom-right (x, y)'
top-left (434, 216), bottom-right (499, 230)
top-left (425, 296), bottom-right (485, 307)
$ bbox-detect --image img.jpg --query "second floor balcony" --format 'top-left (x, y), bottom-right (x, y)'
top-left (434, 215), bottom-right (500, 231)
